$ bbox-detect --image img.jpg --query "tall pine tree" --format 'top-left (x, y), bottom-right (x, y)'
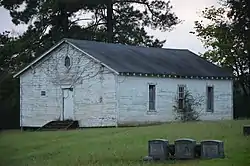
top-left (0, 0), bottom-right (180, 71)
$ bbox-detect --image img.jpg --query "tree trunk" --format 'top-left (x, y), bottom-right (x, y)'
top-left (248, 51), bottom-right (250, 95)
top-left (106, 0), bottom-right (113, 43)
top-left (58, 1), bottom-right (69, 37)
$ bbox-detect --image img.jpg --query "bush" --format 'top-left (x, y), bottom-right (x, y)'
top-left (173, 89), bottom-right (204, 122)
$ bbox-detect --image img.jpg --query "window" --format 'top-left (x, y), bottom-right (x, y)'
top-left (41, 91), bottom-right (46, 96)
top-left (64, 56), bottom-right (71, 68)
top-left (149, 84), bottom-right (156, 110)
top-left (207, 86), bottom-right (214, 112)
top-left (178, 85), bottom-right (185, 109)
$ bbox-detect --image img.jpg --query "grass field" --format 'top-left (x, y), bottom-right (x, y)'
top-left (0, 120), bottom-right (250, 166)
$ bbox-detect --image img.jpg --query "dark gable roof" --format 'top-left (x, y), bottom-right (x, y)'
top-left (66, 38), bottom-right (232, 78)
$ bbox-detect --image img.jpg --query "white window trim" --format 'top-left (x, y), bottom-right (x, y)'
top-left (147, 83), bottom-right (157, 112)
top-left (177, 84), bottom-right (186, 109)
top-left (206, 85), bottom-right (214, 113)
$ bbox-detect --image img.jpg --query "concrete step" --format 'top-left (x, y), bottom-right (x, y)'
top-left (37, 120), bottom-right (79, 131)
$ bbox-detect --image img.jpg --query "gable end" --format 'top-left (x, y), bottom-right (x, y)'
top-left (13, 39), bottom-right (119, 78)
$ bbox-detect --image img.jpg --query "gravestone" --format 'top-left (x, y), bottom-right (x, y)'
top-left (174, 138), bottom-right (196, 159)
top-left (243, 125), bottom-right (250, 136)
top-left (148, 139), bottom-right (169, 160)
top-left (200, 140), bottom-right (224, 159)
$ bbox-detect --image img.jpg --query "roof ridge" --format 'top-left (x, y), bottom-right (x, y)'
top-left (64, 38), bottom-right (190, 52)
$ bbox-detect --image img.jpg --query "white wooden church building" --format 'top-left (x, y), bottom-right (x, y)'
top-left (14, 38), bottom-right (234, 128)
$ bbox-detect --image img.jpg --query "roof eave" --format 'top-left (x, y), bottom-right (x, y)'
top-left (118, 72), bottom-right (235, 80)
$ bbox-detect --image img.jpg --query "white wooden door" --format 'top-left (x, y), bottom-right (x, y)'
top-left (63, 88), bottom-right (74, 120)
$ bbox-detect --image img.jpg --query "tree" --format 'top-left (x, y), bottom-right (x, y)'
top-left (192, 0), bottom-right (250, 118)
top-left (0, 0), bottom-right (180, 72)
top-left (227, 0), bottom-right (250, 93)
top-left (173, 88), bottom-right (204, 122)
top-left (193, 3), bottom-right (250, 97)
top-left (0, 71), bottom-right (20, 129)
top-left (0, 0), bottom-right (179, 44)
top-left (227, 0), bottom-right (250, 67)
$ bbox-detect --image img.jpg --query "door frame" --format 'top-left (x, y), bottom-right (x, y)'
top-left (61, 85), bottom-right (74, 121)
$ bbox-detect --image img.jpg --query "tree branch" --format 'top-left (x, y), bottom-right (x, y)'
top-left (115, 0), bottom-right (158, 19)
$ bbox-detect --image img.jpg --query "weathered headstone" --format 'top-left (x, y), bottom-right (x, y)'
top-left (148, 139), bottom-right (169, 160)
top-left (174, 138), bottom-right (196, 159)
top-left (243, 125), bottom-right (250, 136)
top-left (200, 140), bottom-right (224, 159)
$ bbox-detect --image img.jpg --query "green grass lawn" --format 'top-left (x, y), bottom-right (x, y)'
top-left (0, 120), bottom-right (250, 166)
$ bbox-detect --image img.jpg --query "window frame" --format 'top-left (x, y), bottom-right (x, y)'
top-left (177, 84), bottom-right (186, 109)
top-left (64, 55), bottom-right (71, 69)
top-left (206, 85), bottom-right (214, 112)
top-left (148, 83), bottom-right (156, 111)
top-left (41, 91), bottom-right (46, 96)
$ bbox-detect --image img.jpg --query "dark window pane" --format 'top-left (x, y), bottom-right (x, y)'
top-left (65, 56), bottom-right (71, 68)
top-left (149, 85), bottom-right (156, 110)
top-left (178, 99), bottom-right (184, 109)
top-left (207, 86), bottom-right (214, 112)
top-left (179, 86), bottom-right (184, 93)
top-left (179, 92), bottom-right (184, 99)
top-left (41, 91), bottom-right (46, 96)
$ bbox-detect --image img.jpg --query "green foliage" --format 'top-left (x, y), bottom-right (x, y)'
top-left (0, 71), bottom-right (20, 129)
top-left (193, 1), bottom-right (250, 97)
top-left (0, 0), bottom-right (180, 72)
top-left (173, 89), bottom-right (204, 122)
top-left (0, 120), bottom-right (250, 166)
top-left (0, 0), bottom-right (180, 46)
top-left (193, 0), bottom-right (250, 118)
top-left (233, 82), bottom-right (250, 119)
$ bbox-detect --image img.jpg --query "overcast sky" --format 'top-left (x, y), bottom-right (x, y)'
top-left (0, 0), bottom-right (219, 54)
